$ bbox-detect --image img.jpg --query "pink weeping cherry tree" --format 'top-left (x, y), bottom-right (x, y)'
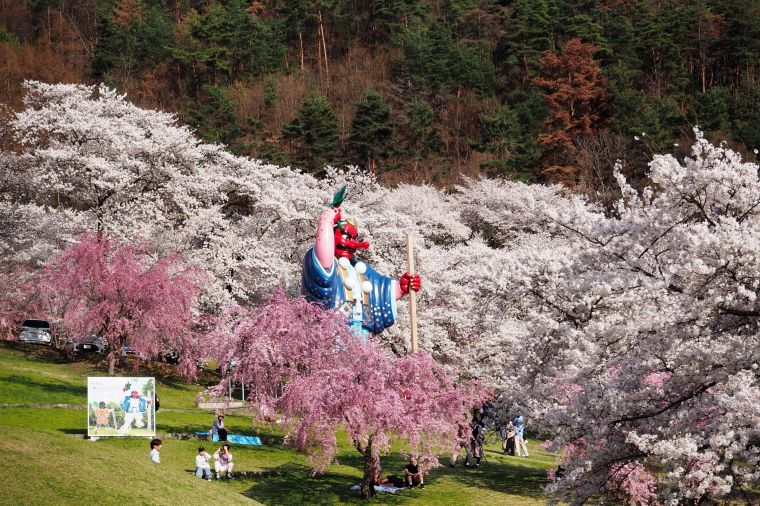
top-left (35, 235), bottom-right (207, 378)
top-left (210, 291), bottom-right (489, 498)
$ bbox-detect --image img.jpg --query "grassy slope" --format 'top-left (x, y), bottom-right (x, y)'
top-left (0, 342), bottom-right (555, 505)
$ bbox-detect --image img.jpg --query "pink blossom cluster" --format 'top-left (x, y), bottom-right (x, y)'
top-left (207, 291), bottom-right (489, 498)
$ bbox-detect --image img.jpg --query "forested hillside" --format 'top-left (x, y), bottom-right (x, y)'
top-left (2, 0), bottom-right (760, 189)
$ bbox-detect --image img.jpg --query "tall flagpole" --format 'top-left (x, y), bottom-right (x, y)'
top-left (406, 233), bottom-right (418, 353)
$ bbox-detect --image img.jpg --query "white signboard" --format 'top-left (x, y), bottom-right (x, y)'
top-left (87, 377), bottom-right (156, 437)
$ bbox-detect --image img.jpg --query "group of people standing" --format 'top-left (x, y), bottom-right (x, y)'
top-left (449, 412), bottom-right (487, 467)
top-left (449, 412), bottom-right (530, 467)
top-left (500, 415), bottom-right (529, 457)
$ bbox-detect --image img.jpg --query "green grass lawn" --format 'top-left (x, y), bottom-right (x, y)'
top-left (0, 342), bottom-right (555, 505)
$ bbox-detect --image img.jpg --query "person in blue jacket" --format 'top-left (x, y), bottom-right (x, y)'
top-left (513, 415), bottom-right (529, 457)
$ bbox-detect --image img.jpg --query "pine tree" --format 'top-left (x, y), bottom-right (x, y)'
top-left (282, 92), bottom-right (338, 173)
top-left (500, 0), bottom-right (559, 83)
top-left (348, 90), bottom-right (395, 173)
top-left (187, 84), bottom-right (242, 145)
top-left (478, 91), bottom-right (546, 180)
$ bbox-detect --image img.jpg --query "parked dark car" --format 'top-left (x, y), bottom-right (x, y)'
top-left (18, 319), bottom-right (53, 346)
top-left (74, 335), bottom-right (107, 354)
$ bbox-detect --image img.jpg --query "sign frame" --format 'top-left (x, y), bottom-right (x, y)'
top-left (87, 377), bottom-right (156, 438)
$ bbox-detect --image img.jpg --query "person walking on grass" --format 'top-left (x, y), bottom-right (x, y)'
top-left (195, 446), bottom-right (213, 480)
top-left (466, 415), bottom-right (485, 467)
top-left (149, 438), bottom-right (162, 463)
top-left (214, 443), bottom-right (234, 479)
top-left (513, 415), bottom-right (529, 457)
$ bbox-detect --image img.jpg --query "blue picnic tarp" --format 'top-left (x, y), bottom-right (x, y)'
top-left (193, 432), bottom-right (261, 445)
top-left (220, 434), bottom-right (261, 445)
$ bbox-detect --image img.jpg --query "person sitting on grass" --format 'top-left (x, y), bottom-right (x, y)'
top-left (195, 446), bottom-right (213, 480)
top-left (149, 438), bottom-right (162, 463)
top-left (372, 461), bottom-right (391, 486)
top-left (214, 443), bottom-right (234, 479)
top-left (211, 413), bottom-right (227, 442)
top-left (403, 457), bottom-right (424, 489)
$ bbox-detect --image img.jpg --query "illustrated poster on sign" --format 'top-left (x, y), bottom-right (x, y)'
top-left (87, 377), bottom-right (156, 437)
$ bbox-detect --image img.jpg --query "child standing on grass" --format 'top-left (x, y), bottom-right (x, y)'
top-left (195, 446), bottom-right (213, 480)
top-left (149, 438), bottom-right (162, 463)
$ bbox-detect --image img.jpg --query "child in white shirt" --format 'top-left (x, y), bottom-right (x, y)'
top-left (149, 438), bottom-right (162, 463)
top-left (195, 446), bottom-right (212, 480)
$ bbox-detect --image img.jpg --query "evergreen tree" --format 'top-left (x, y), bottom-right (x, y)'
top-left (732, 79), bottom-right (760, 151)
top-left (499, 0), bottom-right (559, 83)
top-left (187, 84), bottom-right (242, 145)
top-left (348, 90), bottom-right (395, 173)
top-left (395, 18), bottom-right (496, 95)
top-left (404, 98), bottom-right (442, 157)
top-left (478, 91), bottom-right (546, 180)
top-left (282, 92), bottom-right (339, 173)
top-left (171, 0), bottom-right (285, 87)
top-left (693, 86), bottom-right (731, 133)
top-left (92, 2), bottom-right (173, 81)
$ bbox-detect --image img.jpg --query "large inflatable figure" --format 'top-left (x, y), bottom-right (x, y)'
top-left (302, 187), bottom-right (421, 337)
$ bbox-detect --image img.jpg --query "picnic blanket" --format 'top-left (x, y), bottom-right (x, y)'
top-left (194, 432), bottom-right (262, 445)
top-left (220, 434), bottom-right (261, 445)
top-left (350, 484), bottom-right (403, 494)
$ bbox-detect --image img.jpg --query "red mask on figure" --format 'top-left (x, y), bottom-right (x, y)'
top-left (333, 209), bottom-right (370, 260)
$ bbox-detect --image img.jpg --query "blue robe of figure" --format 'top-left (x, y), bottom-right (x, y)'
top-left (302, 247), bottom-right (397, 337)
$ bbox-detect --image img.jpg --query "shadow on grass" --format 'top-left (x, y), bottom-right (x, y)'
top-left (1, 374), bottom-right (86, 397)
top-left (59, 428), bottom-right (86, 436)
top-left (0, 341), bottom-right (70, 363)
top-left (445, 452), bottom-right (548, 499)
top-left (243, 463), bottom-right (407, 506)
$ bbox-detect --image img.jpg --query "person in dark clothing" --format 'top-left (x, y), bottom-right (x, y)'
top-left (467, 416), bottom-right (485, 467)
top-left (211, 413), bottom-right (228, 441)
top-left (501, 420), bottom-right (515, 455)
top-left (404, 457), bottom-right (424, 488)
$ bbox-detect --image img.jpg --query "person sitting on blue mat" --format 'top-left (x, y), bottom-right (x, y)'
top-left (211, 413), bottom-right (227, 442)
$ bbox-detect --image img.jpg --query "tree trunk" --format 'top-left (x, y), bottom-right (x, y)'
top-left (318, 10), bottom-right (329, 84)
top-left (298, 30), bottom-right (304, 71)
top-left (108, 352), bottom-right (117, 376)
top-left (359, 444), bottom-right (377, 499)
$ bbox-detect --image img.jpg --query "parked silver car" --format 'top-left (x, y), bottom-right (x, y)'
top-left (74, 335), bottom-right (107, 353)
top-left (18, 319), bottom-right (53, 346)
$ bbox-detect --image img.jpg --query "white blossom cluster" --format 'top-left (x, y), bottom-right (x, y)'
top-left (3, 83), bottom-right (759, 501)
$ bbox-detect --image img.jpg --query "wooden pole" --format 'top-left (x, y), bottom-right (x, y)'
top-left (406, 233), bottom-right (418, 353)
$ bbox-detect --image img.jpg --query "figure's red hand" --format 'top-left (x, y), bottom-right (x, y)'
top-left (399, 272), bottom-right (421, 294)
